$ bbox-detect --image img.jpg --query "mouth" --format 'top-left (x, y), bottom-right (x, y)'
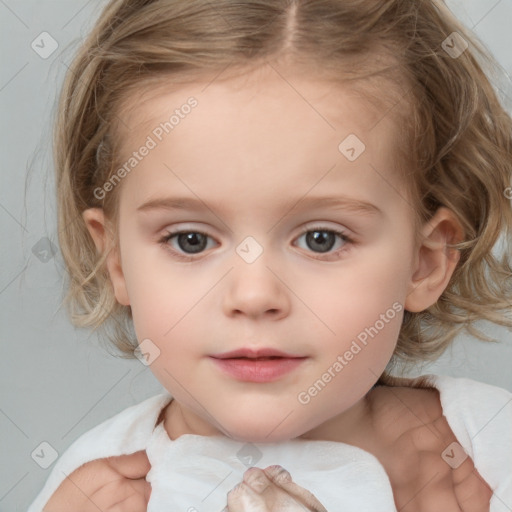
top-left (210, 348), bottom-right (305, 359)
top-left (228, 356), bottom-right (284, 360)
top-left (209, 348), bottom-right (307, 382)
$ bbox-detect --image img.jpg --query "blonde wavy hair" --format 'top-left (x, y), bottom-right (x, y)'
top-left (54, 0), bottom-right (512, 386)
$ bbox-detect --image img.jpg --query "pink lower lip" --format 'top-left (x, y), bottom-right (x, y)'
top-left (210, 357), bottom-right (306, 382)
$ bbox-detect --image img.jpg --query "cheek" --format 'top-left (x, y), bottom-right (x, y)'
top-left (296, 249), bottom-right (410, 334)
top-left (289, 243), bottom-right (409, 379)
top-left (118, 242), bottom-right (183, 338)
top-left (121, 250), bottom-right (216, 364)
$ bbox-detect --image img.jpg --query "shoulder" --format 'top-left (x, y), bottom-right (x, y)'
top-left (370, 374), bottom-right (512, 454)
top-left (59, 391), bottom-right (171, 465)
top-left (27, 392), bottom-right (171, 512)
top-left (367, 383), bottom-right (493, 512)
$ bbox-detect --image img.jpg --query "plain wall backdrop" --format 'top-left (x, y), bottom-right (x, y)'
top-left (1, 0), bottom-right (511, 509)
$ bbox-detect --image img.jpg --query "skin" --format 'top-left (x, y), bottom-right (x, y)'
top-left (226, 465), bottom-right (328, 511)
top-left (81, 62), bottom-right (479, 509)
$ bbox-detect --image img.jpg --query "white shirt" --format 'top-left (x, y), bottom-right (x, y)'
top-left (28, 374), bottom-right (512, 511)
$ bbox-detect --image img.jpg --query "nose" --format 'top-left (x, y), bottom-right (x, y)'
top-left (222, 255), bottom-right (291, 320)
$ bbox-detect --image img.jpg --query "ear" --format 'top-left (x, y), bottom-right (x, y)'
top-left (82, 208), bottom-right (130, 306)
top-left (405, 207), bottom-right (464, 313)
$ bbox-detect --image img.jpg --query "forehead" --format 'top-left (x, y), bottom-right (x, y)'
top-left (111, 65), bottom-right (411, 217)
top-left (117, 62), bottom-right (406, 151)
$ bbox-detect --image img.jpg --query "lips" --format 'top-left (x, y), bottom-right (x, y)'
top-left (210, 348), bottom-right (304, 360)
top-left (209, 347), bottom-right (307, 382)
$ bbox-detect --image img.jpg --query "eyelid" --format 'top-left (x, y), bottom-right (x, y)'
top-left (159, 222), bottom-right (354, 261)
top-left (159, 222), bottom-right (353, 242)
top-left (299, 220), bottom-right (353, 235)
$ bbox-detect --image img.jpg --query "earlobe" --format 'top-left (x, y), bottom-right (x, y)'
top-left (82, 208), bottom-right (130, 306)
top-left (405, 207), bottom-right (464, 313)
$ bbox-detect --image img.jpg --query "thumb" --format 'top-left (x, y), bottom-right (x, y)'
top-left (105, 450), bottom-right (151, 480)
top-left (263, 465), bottom-right (327, 512)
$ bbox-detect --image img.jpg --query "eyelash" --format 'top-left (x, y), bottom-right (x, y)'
top-left (158, 226), bottom-right (354, 262)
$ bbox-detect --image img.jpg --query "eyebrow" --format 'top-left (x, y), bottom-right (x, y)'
top-left (136, 195), bottom-right (383, 217)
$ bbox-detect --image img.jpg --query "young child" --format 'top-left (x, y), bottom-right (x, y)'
top-left (29, 0), bottom-right (512, 510)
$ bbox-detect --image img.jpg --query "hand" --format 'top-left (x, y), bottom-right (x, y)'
top-left (225, 465), bottom-right (327, 512)
top-left (43, 450), bottom-right (151, 512)
top-left (387, 415), bottom-right (493, 512)
top-left (373, 387), bottom-right (493, 512)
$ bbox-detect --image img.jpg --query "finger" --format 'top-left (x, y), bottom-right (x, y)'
top-left (128, 478), bottom-right (152, 504)
top-left (243, 467), bottom-right (271, 494)
top-left (262, 465), bottom-right (292, 485)
top-left (92, 478), bottom-right (151, 512)
top-left (105, 450), bottom-right (151, 480)
top-left (263, 466), bottom-right (328, 512)
top-left (227, 482), bottom-right (267, 512)
top-left (454, 469), bottom-right (493, 512)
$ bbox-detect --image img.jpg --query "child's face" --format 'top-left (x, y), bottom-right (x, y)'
top-left (101, 65), bottom-right (426, 442)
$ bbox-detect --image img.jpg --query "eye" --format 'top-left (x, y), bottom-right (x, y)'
top-left (159, 229), bottom-right (215, 260)
top-left (158, 226), bottom-right (354, 261)
top-left (294, 226), bottom-right (353, 258)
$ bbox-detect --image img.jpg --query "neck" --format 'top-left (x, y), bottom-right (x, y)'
top-left (163, 399), bottom-right (228, 440)
top-left (297, 391), bottom-right (375, 445)
top-left (163, 389), bottom-right (377, 446)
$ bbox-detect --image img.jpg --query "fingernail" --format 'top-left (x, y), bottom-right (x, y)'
top-left (244, 468), bottom-right (270, 493)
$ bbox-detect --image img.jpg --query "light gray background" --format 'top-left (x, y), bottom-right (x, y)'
top-left (1, 0), bottom-right (511, 509)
